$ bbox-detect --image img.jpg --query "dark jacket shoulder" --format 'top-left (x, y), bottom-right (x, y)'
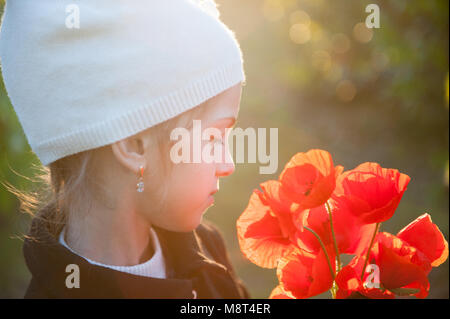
top-left (195, 220), bottom-right (250, 298)
top-left (23, 211), bottom-right (251, 299)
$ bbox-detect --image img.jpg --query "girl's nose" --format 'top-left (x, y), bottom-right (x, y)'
top-left (216, 149), bottom-right (235, 177)
top-left (216, 160), bottom-right (235, 177)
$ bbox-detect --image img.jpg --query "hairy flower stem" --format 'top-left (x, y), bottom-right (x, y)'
top-left (325, 201), bottom-right (341, 272)
top-left (360, 222), bottom-right (381, 280)
top-left (304, 226), bottom-right (335, 282)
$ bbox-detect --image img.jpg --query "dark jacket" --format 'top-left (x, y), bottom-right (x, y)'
top-left (23, 206), bottom-right (251, 299)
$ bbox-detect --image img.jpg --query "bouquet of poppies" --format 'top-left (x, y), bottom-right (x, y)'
top-left (237, 149), bottom-right (448, 299)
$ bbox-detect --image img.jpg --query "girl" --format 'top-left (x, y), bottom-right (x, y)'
top-left (0, 0), bottom-right (250, 298)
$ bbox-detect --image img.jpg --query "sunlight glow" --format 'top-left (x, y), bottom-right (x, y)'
top-left (262, 0), bottom-right (285, 21)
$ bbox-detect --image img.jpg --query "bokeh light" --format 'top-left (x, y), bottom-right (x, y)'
top-left (331, 33), bottom-right (351, 54)
top-left (371, 51), bottom-right (390, 72)
top-left (289, 10), bottom-right (311, 26)
top-left (352, 22), bottom-right (374, 43)
top-left (336, 80), bottom-right (357, 102)
top-left (289, 23), bottom-right (311, 44)
top-left (310, 21), bottom-right (324, 43)
top-left (324, 63), bottom-right (344, 82)
top-left (312, 50), bottom-right (332, 72)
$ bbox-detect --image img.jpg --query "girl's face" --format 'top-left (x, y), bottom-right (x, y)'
top-left (151, 83), bottom-right (242, 232)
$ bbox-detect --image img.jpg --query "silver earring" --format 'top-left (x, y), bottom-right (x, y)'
top-left (136, 165), bottom-right (145, 193)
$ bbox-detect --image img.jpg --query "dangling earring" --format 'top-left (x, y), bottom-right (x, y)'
top-left (136, 165), bottom-right (145, 193)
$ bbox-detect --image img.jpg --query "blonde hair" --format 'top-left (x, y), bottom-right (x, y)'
top-left (4, 102), bottom-right (209, 238)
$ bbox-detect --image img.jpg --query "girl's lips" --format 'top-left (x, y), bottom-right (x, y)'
top-left (205, 189), bottom-right (218, 207)
top-left (207, 194), bottom-right (215, 206)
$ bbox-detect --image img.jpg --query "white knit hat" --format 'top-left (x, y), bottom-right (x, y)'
top-left (0, 0), bottom-right (245, 166)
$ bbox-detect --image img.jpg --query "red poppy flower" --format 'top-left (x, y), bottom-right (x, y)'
top-left (294, 198), bottom-right (375, 256)
top-left (338, 213), bottom-right (448, 299)
top-left (337, 232), bottom-right (431, 298)
top-left (373, 232), bottom-right (431, 298)
top-left (276, 246), bottom-right (336, 299)
top-left (335, 255), bottom-right (395, 299)
top-left (236, 180), bottom-right (298, 268)
top-left (280, 149), bottom-right (343, 209)
top-left (333, 162), bottom-right (410, 224)
top-left (397, 213), bottom-right (449, 267)
top-left (237, 148), bottom-right (447, 299)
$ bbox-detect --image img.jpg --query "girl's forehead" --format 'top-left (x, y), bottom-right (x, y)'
top-left (203, 84), bottom-right (241, 125)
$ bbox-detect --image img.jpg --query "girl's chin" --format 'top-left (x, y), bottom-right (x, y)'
top-left (157, 197), bottom-right (216, 232)
top-left (189, 196), bottom-right (215, 229)
top-left (186, 213), bottom-right (208, 232)
top-left (198, 195), bottom-right (215, 212)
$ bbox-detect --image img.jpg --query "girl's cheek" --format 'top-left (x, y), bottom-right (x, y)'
top-left (178, 162), bottom-right (213, 192)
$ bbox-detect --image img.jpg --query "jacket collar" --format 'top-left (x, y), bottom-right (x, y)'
top-left (23, 206), bottom-right (229, 298)
top-left (152, 224), bottom-right (229, 278)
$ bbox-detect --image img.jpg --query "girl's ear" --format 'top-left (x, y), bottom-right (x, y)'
top-left (111, 135), bottom-right (148, 174)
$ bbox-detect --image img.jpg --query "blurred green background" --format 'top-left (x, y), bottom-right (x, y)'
top-left (0, 0), bottom-right (448, 298)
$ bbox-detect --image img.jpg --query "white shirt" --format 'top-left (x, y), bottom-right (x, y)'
top-left (59, 227), bottom-right (167, 279)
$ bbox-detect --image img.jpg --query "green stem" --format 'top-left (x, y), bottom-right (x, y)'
top-left (304, 226), bottom-right (335, 280)
top-left (325, 201), bottom-right (341, 272)
top-left (331, 281), bottom-right (338, 299)
top-left (360, 223), bottom-right (381, 280)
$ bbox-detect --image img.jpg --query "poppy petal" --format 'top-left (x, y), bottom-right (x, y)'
top-left (397, 213), bottom-right (449, 267)
top-left (260, 180), bottom-right (298, 242)
top-left (294, 205), bottom-right (333, 254)
top-left (330, 196), bottom-right (377, 255)
top-left (237, 188), bottom-right (296, 268)
top-left (268, 285), bottom-right (295, 299)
